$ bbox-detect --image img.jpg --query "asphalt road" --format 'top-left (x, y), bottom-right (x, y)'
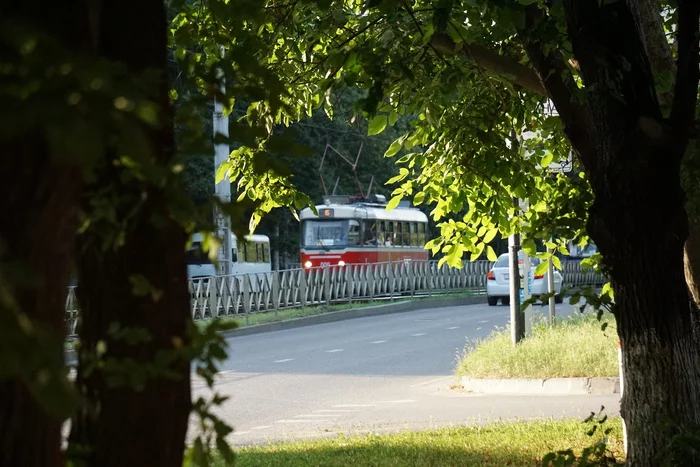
top-left (190, 302), bottom-right (620, 446)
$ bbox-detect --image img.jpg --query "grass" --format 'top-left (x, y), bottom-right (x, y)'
top-left (195, 289), bottom-right (478, 331)
top-left (456, 312), bottom-right (619, 379)
top-left (216, 418), bottom-right (624, 466)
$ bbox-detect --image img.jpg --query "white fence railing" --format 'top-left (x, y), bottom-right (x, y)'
top-left (64, 259), bottom-right (604, 336)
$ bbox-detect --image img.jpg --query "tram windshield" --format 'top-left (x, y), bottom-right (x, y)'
top-left (302, 219), bottom-right (361, 247)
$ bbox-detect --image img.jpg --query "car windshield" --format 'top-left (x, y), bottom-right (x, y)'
top-left (494, 254), bottom-right (541, 268)
top-left (302, 219), bottom-right (360, 247)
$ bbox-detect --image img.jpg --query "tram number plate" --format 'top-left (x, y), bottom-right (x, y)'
top-left (320, 262), bottom-right (331, 268)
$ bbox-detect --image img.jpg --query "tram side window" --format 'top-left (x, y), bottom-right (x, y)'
top-left (364, 221), bottom-right (378, 246)
top-left (245, 243), bottom-right (258, 263)
top-left (397, 222), bottom-right (411, 246)
top-left (348, 220), bottom-right (361, 245)
top-left (417, 223), bottom-right (426, 246)
top-left (262, 243), bottom-right (270, 263)
top-left (410, 222), bottom-right (417, 246)
top-left (386, 221), bottom-right (395, 246)
top-left (237, 240), bottom-right (246, 262)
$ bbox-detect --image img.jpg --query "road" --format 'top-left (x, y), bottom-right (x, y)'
top-left (190, 302), bottom-right (620, 446)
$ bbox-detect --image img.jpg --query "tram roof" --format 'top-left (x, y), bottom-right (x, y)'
top-left (299, 203), bottom-right (428, 223)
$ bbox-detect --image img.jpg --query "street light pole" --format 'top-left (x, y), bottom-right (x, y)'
top-left (213, 76), bottom-right (232, 276)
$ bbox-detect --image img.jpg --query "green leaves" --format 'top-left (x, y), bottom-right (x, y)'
top-left (385, 194), bottom-right (402, 211)
top-left (368, 114), bottom-right (387, 136)
top-left (385, 140), bottom-right (403, 157)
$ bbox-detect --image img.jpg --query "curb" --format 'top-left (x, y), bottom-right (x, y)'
top-left (220, 295), bottom-right (487, 338)
top-left (461, 376), bottom-right (620, 395)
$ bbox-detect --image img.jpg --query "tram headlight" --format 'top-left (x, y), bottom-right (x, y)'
top-left (304, 260), bottom-right (313, 269)
top-left (338, 260), bottom-right (346, 267)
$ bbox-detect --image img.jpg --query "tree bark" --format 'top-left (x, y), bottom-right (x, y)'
top-left (685, 218), bottom-right (700, 307)
top-left (524, 1), bottom-right (700, 464)
top-left (0, 2), bottom-right (92, 467)
top-left (0, 143), bottom-right (82, 467)
top-left (69, 1), bottom-right (192, 466)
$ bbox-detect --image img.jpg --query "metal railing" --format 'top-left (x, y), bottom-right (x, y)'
top-left (64, 259), bottom-right (605, 337)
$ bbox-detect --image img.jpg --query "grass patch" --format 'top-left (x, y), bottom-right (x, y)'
top-left (196, 290), bottom-right (479, 331)
top-left (217, 418), bottom-right (624, 466)
top-left (456, 312), bottom-right (619, 378)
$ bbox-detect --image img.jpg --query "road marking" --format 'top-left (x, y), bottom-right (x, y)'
top-left (332, 404), bottom-right (376, 408)
top-left (325, 349), bottom-right (344, 353)
top-left (233, 431), bottom-right (251, 435)
top-left (477, 320), bottom-right (490, 324)
top-left (371, 340), bottom-right (387, 344)
top-left (447, 326), bottom-right (460, 330)
top-left (274, 358), bottom-right (294, 363)
top-left (251, 426), bottom-right (272, 430)
top-left (378, 399), bottom-right (417, 404)
top-left (295, 414), bottom-right (342, 418)
top-left (275, 419), bottom-right (315, 424)
top-left (411, 333), bottom-right (426, 337)
top-left (316, 409), bottom-right (358, 413)
top-left (409, 377), bottom-right (453, 388)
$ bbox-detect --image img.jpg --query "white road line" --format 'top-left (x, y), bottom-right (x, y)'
top-left (274, 358), bottom-right (294, 363)
top-left (477, 320), bottom-right (490, 324)
top-left (447, 326), bottom-right (460, 330)
top-left (315, 409), bottom-right (358, 413)
top-left (411, 333), bottom-right (426, 337)
top-left (233, 431), bottom-right (251, 435)
top-left (295, 414), bottom-right (341, 418)
top-left (332, 404), bottom-right (377, 408)
top-left (275, 419), bottom-right (315, 424)
top-left (325, 349), bottom-right (344, 353)
top-left (251, 426), bottom-right (272, 430)
top-left (409, 377), bottom-right (453, 388)
top-left (371, 340), bottom-right (387, 344)
top-left (377, 399), bottom-right (417, 404)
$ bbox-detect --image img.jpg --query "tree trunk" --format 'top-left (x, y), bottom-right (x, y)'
top-left (587, 139), bottom-right (700, 465)
top-left (685, 219), bottom-right (700, 307)
top-left (525, 2), bottom-right (700, 463)
top-left (0, 2), bottom-right (92, 467)
top-left (0, 142), bottom-right (82, 467)
top-left (69, 1), bottom-right (192, 466)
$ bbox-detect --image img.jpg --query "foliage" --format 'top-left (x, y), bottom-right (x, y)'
top-left (182, 319), bottom-right (240, 467)
top-left (542, 407), bottom-right (622, 466)
top-left (168, 0), bottom-right (598, 275)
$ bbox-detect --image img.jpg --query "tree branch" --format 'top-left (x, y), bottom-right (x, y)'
top-left (670, 0), bottom-right (700, 136)
top-left (629, 0), bottom-right (676, 77)
top-left (520, 6), bottom-right (596, 172)
top-left (430, 33), bottom-right (547, 97)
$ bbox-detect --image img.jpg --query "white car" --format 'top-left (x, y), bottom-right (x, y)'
top-left (486, 252), bottom-right (563, 306)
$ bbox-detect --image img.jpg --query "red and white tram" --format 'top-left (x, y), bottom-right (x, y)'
top-left (299, 194), bottom-right (430, 268)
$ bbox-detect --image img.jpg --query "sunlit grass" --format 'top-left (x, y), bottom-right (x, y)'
top-left (219, 418), bottom-right (624, 466)
top-left (456, 312), bottom-right (619, 378)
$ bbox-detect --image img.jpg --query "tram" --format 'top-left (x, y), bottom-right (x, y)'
top-left (186, 232), bottom-right (271, 279)
top-left (299, 194), bottom-right (429, 268)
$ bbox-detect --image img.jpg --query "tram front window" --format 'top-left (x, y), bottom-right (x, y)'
top-left (302, 220), bottom-right (359, 247)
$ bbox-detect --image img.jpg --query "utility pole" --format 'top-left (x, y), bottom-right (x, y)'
top-left (508, 199), bottom-right (524, 344)
top-left (213, 72), bottom-right (232, 276)
top-left (547, 243), bottom-right (556, 325)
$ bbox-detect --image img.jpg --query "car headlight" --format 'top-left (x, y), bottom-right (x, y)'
top-left (304, 260), bottom-right (313, 268)
top-left (338, 260), bottom-right (346, 267)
